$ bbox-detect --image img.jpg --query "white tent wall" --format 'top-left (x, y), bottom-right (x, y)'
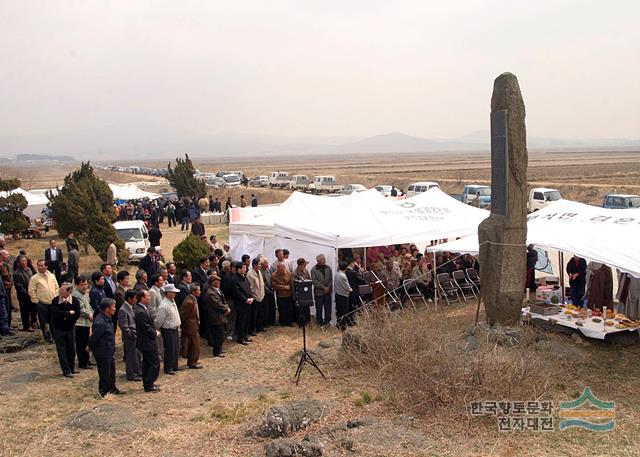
top-left (0, 187), bottom-right (49, 221)
top-left (428, 199), bottom-right (640, 278)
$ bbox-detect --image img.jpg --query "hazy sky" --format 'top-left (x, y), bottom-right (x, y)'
top-left (1, 0), bottom-right (638, 140)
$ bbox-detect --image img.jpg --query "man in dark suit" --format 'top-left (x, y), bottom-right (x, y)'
top-left (204, 275), bottom-right (230, 357)
top-left (192, 257), bottom-right (209, 339)
top-left (139, 247), bottom-right (159, 287)
top-left (134, 290), bottom-right (160, 392)
top-left (88, 298), bottom-right (124, 397)
top-left (176, 270), bottom-right (191, 308)
top-left (166, 262), bottom-right (177, 285)
top-left (232, 262), bottom-right (253, 345)
top-left (44, 239), bottom-right (63, 285)
top-left (50, 283), bottom-right (81, 377)
top-left (567, 255), bottom-right (588, 307)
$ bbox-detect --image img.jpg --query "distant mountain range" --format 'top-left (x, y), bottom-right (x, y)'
top-left (1, 123), bottom-right (638, 161)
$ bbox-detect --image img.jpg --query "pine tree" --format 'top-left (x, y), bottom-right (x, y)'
top-left (0, 178), bottom-right (29, 236)
top-left (172, 234), bottom-right (209, 270)
top-left (166, 154), bottom-right (206, 198)
top-left (47, 162), bottom-right (128, 264)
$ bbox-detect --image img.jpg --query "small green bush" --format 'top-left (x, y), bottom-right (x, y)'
top-left (172, 234), bottom-right (209, 270)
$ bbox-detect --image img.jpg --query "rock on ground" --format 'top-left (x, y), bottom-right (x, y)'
top-left (0, 333), bottom-right (40, 353)
top-left (258, 400), bottom-right (326, 438)
top-left (265, 437), bottom-right (323, 457)
top-left (62, 404), bottom-right (152, 434)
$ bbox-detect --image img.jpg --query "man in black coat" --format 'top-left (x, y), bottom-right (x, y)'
top-left (44, 239), bottom-right (64, 285)
top-left (88, 298), bottom-right (124, 397)
top-left (139, 247), bottom-right (159, 287)
top-left (50, 283), bottom-right (81, 377)
top-left (204, 275), bottom-right (230, 357)
top-left (566, 255), bottom-right (588, 307)
top-left (148, 225), bottom-right (162, 248)
top-left (134, 290), bottom-right (161, 393)
top-left (232, 262), bottom-right (253, 345)
top-left (13, 255), bottom-right (35, 331)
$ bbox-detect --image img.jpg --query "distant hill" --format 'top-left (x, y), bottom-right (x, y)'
top-left (0, 123), bottom-right (638, 160)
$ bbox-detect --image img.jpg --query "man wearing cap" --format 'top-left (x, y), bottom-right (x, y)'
top-left (88, 298), bottom-right (124, 397)
top-left (179, 283), bottom-right (202, 369)
top-left (246, 257), bottom-right (265, 335)
top-left (204, 274), bottom-right (230, 357)
top-left (50, 282), bottom-right (81, 377)
top-left (155, 283), bottom-right (181, 374)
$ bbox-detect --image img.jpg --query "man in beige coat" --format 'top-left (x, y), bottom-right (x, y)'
top-left (246, 257), bottom-right (265, 335)
top-left (106, 239), bottom-right (118, 268)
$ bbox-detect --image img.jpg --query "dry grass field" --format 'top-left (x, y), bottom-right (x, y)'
top-left (1, 150), bottom-right (640, 456)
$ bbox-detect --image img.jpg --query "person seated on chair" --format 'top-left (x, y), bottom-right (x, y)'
top-left (412, 257), bottom-right (433, 299)
top-left (381, 258), bottom-right (402, 304)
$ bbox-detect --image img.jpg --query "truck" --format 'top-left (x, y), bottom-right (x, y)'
top-left (308, 175), bottom-right (343, 194)
top-left (603, 194), bottom-right (640, 209)
top-left (268, 171), bottom-right (290, 188)
top-left (528, 187), bottom-right (562, 212)
top-left (289, 175), bottom-right (310, 191)
top-left (452, 184), bottom-right (491, 207)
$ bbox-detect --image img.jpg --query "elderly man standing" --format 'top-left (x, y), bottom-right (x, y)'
top-left (73, 275), bottom-right (93, 370)
top-left (13, 255), bottom-right (35, 331)
top-left (28, 259), bottom-right (59, 342)
top-left (135, 290), bottom-right (160, 393)
top-left (335, 261), bottom-right (353, 330)
top-left (118, 290), bottom-right (142, 381)
top-left (179, 283), bottom-right (202, 369)
top-left (88, 298), bottom-right (124, 398)
top-left (0, 250), bottom-right (15, 329)
top-left (156, 283), bottom-right (181, 375)
top-left (260, 257), bottom-right (276, 327)
top-left (148, 273), bottom-right (165, 325)
top-left (204, 275), bottom-right (230, 357)
top-left (311, 254), bottom-right (333, 326)
top-left (50, 282), bottom-right (81, 377)
top-left (272, 262), bottom-right (293, 326)
top-left (246, 257), bottom-right (265, 336)
top-left (44, 239), bottom-right (64, 285)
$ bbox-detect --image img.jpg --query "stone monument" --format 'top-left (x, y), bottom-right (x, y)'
top-left (478, 72), bottom-right (528, 325)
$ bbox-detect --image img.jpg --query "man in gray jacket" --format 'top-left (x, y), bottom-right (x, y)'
top-left (118, 290), bottom-right (142, 381)
top-left (311, 254), bottom-right (332, 326)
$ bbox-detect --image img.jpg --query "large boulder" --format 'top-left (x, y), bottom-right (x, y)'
top-left (265, 438), bottom-right (323, 457)
top-left (258, 400), bottom-right (326, 438)
top-left (62, 404), bottom-right (152, 434)
top-left (0, 333), bottom-right (40, 353)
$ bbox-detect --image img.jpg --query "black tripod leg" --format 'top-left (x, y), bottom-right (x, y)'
top-left (304, 352), bottom-right (326, 379)
top-left (294, 352), bottom-right (306, 385)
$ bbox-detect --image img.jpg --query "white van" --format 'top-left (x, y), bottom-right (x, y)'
top-left (406, 181), bottom-right (440, 198)
top-left (113, 220), bottom-right (150, 261)
top-left (223, 174), bottom-right (241, 187)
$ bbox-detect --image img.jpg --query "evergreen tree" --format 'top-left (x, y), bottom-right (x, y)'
top-left (166, 154), bottom-right (206, 198)
top-left (0, 178), bottom-right (29, 235)
top-left (47, 162), bottom-right (128, 264)
top-left (172, 234), bottom-right (209, 270)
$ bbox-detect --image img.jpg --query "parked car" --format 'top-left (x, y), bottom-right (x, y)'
top-left (249, 175), bottom-right (269, 187)
top-left (528, 187), bottom-right (562, 212)
top-left (340, 184), bottom-right (367, 195)
top-left (269, 171), bottom-right (290, 188)
top-left (451, 184), bottom-right (491, 207)
top-left (308, 176), bottom-right (343, 194)
top-left (603, 194), bottom-right (640, 209)
top-left (222, 174), bottom-right (241, 187)
top-left (216, 170), bottom-right (245, 179)
top-left (289, 175), bottom-right (310, 191)
top-left (205, 175), bottom-right (225, 187)
top-left (114, 220), bottom-right (149, 262)
top-left (406, 181), bottom-right (440, 198)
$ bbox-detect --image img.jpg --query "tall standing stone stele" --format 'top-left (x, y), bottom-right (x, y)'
top-left (478, 72), bottom-right (528, 325)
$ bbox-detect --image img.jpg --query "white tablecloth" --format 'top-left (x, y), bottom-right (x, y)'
top-left (201, 212), bottom-right (227, 225)
top-left (522, 307), bottom-right (639, 340)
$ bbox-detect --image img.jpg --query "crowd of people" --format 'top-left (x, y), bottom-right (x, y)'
top-left (0, 192), bottom-right (488, 400)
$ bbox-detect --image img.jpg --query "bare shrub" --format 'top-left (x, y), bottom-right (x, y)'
top-left (341, 311), bottom-right (562, 417)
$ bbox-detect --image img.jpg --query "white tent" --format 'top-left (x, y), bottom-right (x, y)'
top-left (229, 188), bottom-right (489, 265)
top-left (0, 187), bottom-right (49, 220)
top-left (428, 199), bottom-right (640, 278)
top-left (108, 184), bottom-right (161, 202)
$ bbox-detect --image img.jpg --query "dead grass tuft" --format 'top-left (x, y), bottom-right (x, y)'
top-left (342, 310), bottom-right (562, 418)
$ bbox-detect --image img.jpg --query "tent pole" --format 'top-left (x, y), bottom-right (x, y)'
top-left (364, 247), bottom-right (367, 270)
top-left (559, 251), bottom-right (565, 304)
top-left (433, 251), bottom-right (438, 309)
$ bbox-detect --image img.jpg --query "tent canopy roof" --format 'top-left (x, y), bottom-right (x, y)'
top-left (108, 183), bottom-right (161, 201)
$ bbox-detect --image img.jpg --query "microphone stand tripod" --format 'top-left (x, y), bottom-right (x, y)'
top-left (294, 306), bottom-right (326, 385)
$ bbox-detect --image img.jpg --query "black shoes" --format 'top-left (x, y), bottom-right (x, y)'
top-left (144, 386), bottom-right (160, 393)
top-left (165, 370), bottom-right (176, 375)
top-left (63, 373), bottom-right (74, 378)
top-left (214, 354), bottom-right (225, 358)
top-left (110, 388), bottom-right (125, 395)
top-left (188, 364), bottom-right (203, 369)
top-left (238, 341), bottom-right (249, 346)
top-left (128, 377), bottom-right (143, 382)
